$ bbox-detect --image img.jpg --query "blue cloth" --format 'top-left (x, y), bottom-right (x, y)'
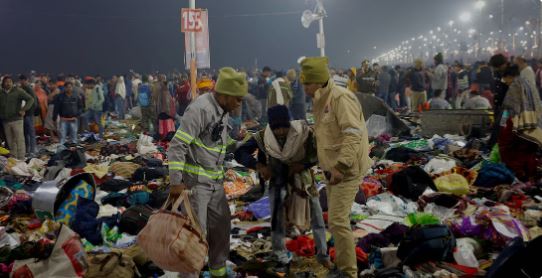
top-left (59, 119), bottom-right (78, 146)
top-left (127, 191), bottom-right (150, 206)
top-left (289, 79), bottom-right (306, 120)
top-left (114, 96), bottom-right (125, 120)
top-left (246, 196), bottom-right (271, 219)
top-left (72, 197), bottom-right (103, 245)
top-left (474, 162), bottom-right (515, 187)
top-left (88, 109), bottom-right (104, 137)
top-left (125, 78), bottom-right (132, 97)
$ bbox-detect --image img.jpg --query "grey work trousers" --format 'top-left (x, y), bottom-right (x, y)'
top-left (180, 182), bottom-right (231, 278)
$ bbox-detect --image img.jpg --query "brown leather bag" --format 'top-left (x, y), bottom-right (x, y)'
top-left (137, 192), bottom-right (208, 273)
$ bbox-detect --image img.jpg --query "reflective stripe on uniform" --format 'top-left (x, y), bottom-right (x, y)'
top-left (169, 161), bottom-right (224, 180)
top-left (175, 129), bottom-right (194, 144)
top-left (209, 266), bottom-right (227, 277)
top-left (175, 129), bottom-right (226, 154)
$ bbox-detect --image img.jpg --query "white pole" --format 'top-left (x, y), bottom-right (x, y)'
top-left (319, 17), bottom-right (325, 57)
top-left (190, 0), bottom-right (196, 57)
top-left (317, 0), bottom-right (325, 57)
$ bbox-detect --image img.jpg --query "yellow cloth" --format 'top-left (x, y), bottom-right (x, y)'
top-left (347, 67), bottom-right (358, 92)
top-left (0, 147), bottom-right (9, 155)
top-left (84, 163), bottom-right (110, 179)
top-left (110, 162), bottom-right (140, 179)
top-left (434, 173), bottom-right (470, 196)
top-left (197, 78), bottom-right (214, 90)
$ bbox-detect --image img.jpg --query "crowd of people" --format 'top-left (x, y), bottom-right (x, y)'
top-left (0, 51), bottom-right (542, 277)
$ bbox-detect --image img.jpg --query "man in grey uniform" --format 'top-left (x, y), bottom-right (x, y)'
top-left (167, 67), bottom-right (247, 278)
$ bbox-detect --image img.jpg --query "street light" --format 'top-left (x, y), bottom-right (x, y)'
top-left (475, 0), bottom-right (486, 10)
top-left (448, 20), bottom-right (455, 27)
top-left (301, 0), bottom-right (326, 56)
top-left (459, 12), bottom-right (472, 23)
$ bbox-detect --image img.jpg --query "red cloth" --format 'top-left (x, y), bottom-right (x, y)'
top-left (159, 119), bottom-right (175, 139)
top-left (361, 177), bottom-right (382, 198)
top-left (329, 247), bottom-right (368, 263)
top-left (481, 90), bottom-right (495, 108)
top-left (246, 226), bottom-right (266, 234)
top-left (286, 236), bottom-right (315, 257)
top-left (498, 119), bottom-right (538, 181)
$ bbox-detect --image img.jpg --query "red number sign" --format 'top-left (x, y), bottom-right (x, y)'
top-left (181, 8), bottom-right (203, 32)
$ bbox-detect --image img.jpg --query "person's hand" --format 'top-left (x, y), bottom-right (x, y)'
top-left (19, 110), bottom-right (25, 117)
top-left (289, 163), bottom-right (305, 176)
top-left (256, 163), bottom-right (271, 181)
top-left (169, 184), bottom-right (187, 200)
top-left (329, 168), bottom-right (344, 185)
top-left (238, 128), bottom-right (247, 139)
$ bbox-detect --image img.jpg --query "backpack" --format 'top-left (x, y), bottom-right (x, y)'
top-left (118, 204), bottom-right (153, 235)
top-left (397, 224), bottom-right (456, 266)
top-left (138, 84), bottom-right (151, 107)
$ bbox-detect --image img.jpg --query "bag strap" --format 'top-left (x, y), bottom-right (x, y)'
top-left (162, 186), bottom-right (203, 235)
top-left (172, 191), bottom-right (203, 235)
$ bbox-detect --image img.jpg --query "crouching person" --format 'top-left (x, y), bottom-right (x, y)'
top-left (235, 105), bottom-right (333, 272)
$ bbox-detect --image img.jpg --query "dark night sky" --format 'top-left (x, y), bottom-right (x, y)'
top-left (0, 0), bottom-right (536, 75)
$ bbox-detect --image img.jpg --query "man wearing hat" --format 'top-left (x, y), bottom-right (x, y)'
top-left (356, 59), bottom-right (378, 94)
top-left (300, 57), bottom-right (371, 278)
top-left (168, 67), bottom-right (247, 278)
top-left (235, 105), bottom-right (332, 272)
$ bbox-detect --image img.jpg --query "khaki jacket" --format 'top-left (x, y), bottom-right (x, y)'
top-left (313, 80), bottom-right (371, 180)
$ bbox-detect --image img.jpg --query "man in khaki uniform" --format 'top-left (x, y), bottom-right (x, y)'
top-left (300, 57), bottom-right (371, 278)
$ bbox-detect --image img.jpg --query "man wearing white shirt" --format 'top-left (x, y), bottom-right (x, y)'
top-left (516, 57), bottom-right (537, 93)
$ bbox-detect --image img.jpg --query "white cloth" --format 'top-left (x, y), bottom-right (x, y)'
top-left (521, 66), bottom-right (537, 93)
top-left (263, 120), bottom-right (309, 163)
top-left (424, 158), bottom-right (456, 175)
top-left (116, 76), bottom-right (127, 99)
top-left (432, 64), bottom-right (449, 91)
top-left (271, 77), bottom-right (285, 105)
top-left (137, 133), bottom-right (158, 154)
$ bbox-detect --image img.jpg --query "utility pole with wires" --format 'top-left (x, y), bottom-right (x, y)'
top-left (301, 0), bottom-right (327, 57)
